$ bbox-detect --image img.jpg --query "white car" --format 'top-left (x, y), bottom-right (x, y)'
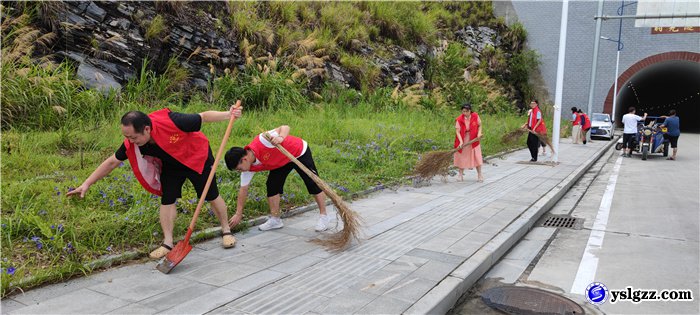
top-left (590, 113), bottom-right (615, 140)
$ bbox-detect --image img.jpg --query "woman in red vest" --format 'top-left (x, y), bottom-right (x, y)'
top-left (67, 106), bottom-right (241, 259)
top-left (454, 103), bottom-right (484, 182)
top-left (520, 100), bottom-right (547, 162)
top-left (224, 126), bottom-right (329, 232)
top-left (578, 109), bottom-right (591, 145)
top-left (571, 107), bottom-right (581, 144)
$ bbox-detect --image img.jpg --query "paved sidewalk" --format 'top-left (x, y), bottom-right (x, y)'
top-left (2, 140), bottom-right (612, 314)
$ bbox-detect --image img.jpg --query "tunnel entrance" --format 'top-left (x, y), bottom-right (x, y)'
top-left (604, 52), bottom-right (700, 132)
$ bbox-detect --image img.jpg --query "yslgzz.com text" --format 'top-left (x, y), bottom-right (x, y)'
top-left (609, 286), bottom-right (694, 304)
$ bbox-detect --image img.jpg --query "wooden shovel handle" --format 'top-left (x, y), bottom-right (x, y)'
top-left (187, 100), bottom-right (241, 233)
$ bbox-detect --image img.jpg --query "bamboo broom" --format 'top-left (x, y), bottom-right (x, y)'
top-left (262, 133), bottom-right (362, 251)
top-left (413, 136), bottom-right (481, 180)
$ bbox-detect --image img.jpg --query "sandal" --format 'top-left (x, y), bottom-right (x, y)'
top-left (667, 157), bottom-right (675, 160)
top-left (222, 232), bottom-right (236, 248)
top-left (149, 244), bottom-right (172, 259)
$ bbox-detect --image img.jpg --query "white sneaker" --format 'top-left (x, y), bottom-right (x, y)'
top-left (259, 217), bottom-right (284, 231)
top-left (315, 215), bottom-right (330, 232)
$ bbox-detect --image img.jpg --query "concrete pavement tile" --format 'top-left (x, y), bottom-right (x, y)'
top-left (158, 287), bottom-right (244, 314)
top-left (410, 260), bottom-right (461, 282)
top-left (416, 234), bottom-right (460, 252)
top-left (270, 254), bottom-right (323, 273)
top-left (382, 276), bottom-right (438, 302)
top-left (0, 299), bottom-right (27, 314)
top-left (136, 282), bottom-right (217, 312)
top-left (223, 269), bottom-right (288, 293)
top-left (380, 255), bottom-right (429, 275)
top-left (175, 261), bottom-right (262, 286)
top-left (7, 270), bottom-right (104, 306)
top-left (11, 288), bottom-right (129, 314)
top-left (405, 248), bottom-right (465, 265)
top-left (349, 270), bottom-right (408, 295)
top-left (311, 289), bottom-right (377, 314)
top-left (107, 303), bottom-right (159, 314)
top-left (217, 282), bottom-right (329, 314)
top-left (356, 295), bottom-right (414, 314)
top-left (370, 230), bottom-right (431, 247)
top-left (89, 270), bottom-right (188, 302)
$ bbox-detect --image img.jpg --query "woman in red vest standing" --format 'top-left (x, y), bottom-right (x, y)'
top-left (68, 106), bottom-right (241, 259)
top-left (224, 125), bottom-right (329, 232)
top-left (521, 100), bottom-right (547, 162)
top-left (454, 103), bottom-right (484, 182)
top-left (571, 107), bottom-right (581, 144)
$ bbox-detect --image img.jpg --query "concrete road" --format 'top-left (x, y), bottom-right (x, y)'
top-left (453, 134), bottom-right (699, 314)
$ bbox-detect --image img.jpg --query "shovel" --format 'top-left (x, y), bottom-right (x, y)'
top-left (156, 100), bottom-right (241, 274)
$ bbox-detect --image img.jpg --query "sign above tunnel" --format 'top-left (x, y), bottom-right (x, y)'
top-left (635, 0), bottom-right (700, 27)
top-left (651, 26), bottom-right (700, 33)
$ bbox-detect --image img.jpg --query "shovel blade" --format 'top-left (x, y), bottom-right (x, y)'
top-left (155, 241), bottom-right (192, 274)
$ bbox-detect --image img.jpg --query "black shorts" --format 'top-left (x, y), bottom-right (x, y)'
top-left (622, 133), bottom-right (636, 149)
top-left (666, 135), bottom-right (679, 148)
top-left (266, 147), bottom-right (322, 197)
top-left (160, 162), bottom-right (219, 205)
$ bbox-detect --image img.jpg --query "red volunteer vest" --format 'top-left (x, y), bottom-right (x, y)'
top-left (454, 112), bottom-right (480, 153)
top-left (246, 134), bottom-right (304, 172)
top-left (581, 113), bottom-right (591, 130)
top-left (124, 108), bottom-right (209, 196)
top-left (572, 112), bottom-right (581, 126)
top-left (528, 106), bottom-right (547, 134)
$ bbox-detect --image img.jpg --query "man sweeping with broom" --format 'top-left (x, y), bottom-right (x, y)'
top-left (224, 126), bottom-right (331, 232)
top-left (67, 106), bottom-right (241, 259)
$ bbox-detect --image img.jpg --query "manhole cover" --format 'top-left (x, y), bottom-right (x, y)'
top-left (539, 215), bottom-right (584, 229)
top-left (482, 286), bottom-right (585, 315)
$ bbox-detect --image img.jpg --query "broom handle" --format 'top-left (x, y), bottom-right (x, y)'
top-left (262, 133), bottom-right (343, 204)
top-left (184, 100), bottom-right (242, 240)
top-left (452, 136), bottom-right (481, 152)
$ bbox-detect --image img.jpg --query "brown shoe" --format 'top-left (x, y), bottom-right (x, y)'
top-left (222, 232), bottom-right (236, 248)
top-left (149, 244), bottom-right (172, 259)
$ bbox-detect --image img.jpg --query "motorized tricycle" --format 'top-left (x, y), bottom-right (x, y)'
top-left (615, 116), bottom-right (669, 160)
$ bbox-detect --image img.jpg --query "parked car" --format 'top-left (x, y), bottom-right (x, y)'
top-left (590, 113), bottom-right (615, 140)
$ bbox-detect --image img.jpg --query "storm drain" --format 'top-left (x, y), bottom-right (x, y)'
top-left (482, 286), bottom-right (585, 315)
top-left (539, 215), bottom-right (584, 229)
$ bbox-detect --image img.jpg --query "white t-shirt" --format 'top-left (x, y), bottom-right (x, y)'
top-left (622, 113), bottom-right (643, 134)
top-left (240, 130), bottom-right (308, 186)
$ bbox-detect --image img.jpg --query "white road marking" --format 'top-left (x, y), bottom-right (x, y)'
top-left (570, 155), bottom-right (623, 294)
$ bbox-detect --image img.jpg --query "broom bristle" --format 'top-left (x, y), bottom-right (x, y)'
top-left (310, 181), bottom-right (363, 251)
top-left (501, 128), bottom-right (527, 144)
top-left (413, 150), bottom-right (455, 180)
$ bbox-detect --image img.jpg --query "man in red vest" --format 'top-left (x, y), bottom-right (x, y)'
top-left (521, 100), bottom-right (547, 162)
top-left (67, 106), bottom-right (242, 259)
top-left (224, 125), bottom-right (329, 232)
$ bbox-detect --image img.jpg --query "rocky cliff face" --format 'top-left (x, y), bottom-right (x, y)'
top-left (21, 1), bottom-right (507, 96)
top-left (52, 1), bottom-right (242, 93)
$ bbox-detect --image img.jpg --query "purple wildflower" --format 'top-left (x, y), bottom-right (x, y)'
top-left (7, 267), bottom-right (15, 276)
top-left (106, 245), bottom-right (113, 252)
top-left (57, 224), bottom-right (64, 232)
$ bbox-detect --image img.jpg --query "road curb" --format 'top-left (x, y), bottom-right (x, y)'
top-left (405, 140), bottom-right (617, 315)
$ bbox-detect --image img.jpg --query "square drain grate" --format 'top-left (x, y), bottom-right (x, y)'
top-left (539, 215), bottom-right (584, 229)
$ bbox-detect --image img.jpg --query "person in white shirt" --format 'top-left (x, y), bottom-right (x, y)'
top-left (225, 125), bottom-right (329, 232)
top-left (621, 106), bottom-right (647, 157)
